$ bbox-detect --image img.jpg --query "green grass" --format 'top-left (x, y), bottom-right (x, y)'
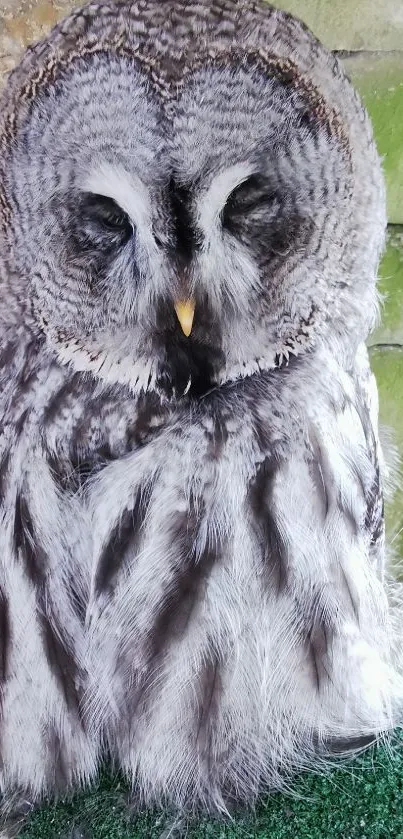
top-left (20, 734), bottom-right (403, 838)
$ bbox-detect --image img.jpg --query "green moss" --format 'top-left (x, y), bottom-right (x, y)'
top-left (372, 228), bottom-right (403, 344)
top-left (272, 0), bottom-right (403, 52)
top-left (370, 347), bottom-right (403, 559)
top-left (342, 55), bottom-right (403, 225)
top-left (20, 733), bottom-right (403, 838)
top-left (367, 227), bottom-right (403, 556)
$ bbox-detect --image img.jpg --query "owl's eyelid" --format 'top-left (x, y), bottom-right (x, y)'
top-left (221, 181), bottom-right (277, 229)
top-left (80, 193), bottom-right (134, 238)
top-left (84, 193), bottom-right (131, 221)
top-left (225, 174), bottom-right (274, 208)
top-left (197, 162), bottom-right (256, 233)
top-left (84, 163), bottom-right (152, 232)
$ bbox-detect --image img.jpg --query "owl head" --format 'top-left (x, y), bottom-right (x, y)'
top-left (0, 0), bottom-right (386, 399)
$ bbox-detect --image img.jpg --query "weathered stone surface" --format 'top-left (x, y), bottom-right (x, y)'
top-left (274, 0), bottom-right (403, 52)
top-left (344, 53), bottom-right (403, 225)
top-left (371, 227), bottom-right (403, 347)
top-left (0, 0), bottom-right (81, 87)
top-left (369, 228), bottom-right (403, 557)
top-left (370, 346), bottom-right (403, 561)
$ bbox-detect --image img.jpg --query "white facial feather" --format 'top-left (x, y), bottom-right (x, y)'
top-left (85, 164), bottom-right (152, 232)
top-left (197, 162), bottom-right (255, 233)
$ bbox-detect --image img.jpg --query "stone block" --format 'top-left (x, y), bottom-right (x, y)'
top-left (344, 53), bottom-right (403, 225)
top-left (273, 0), bottom-right (403, 52)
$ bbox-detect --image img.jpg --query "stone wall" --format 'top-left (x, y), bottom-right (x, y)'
top-left (275, 0), bottom-right (403, 51)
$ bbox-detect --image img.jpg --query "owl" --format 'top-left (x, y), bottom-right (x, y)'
top-left (0, 0), bottom-right (402, 834)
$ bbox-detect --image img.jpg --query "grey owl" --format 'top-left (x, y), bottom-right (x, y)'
top-left (0, 0), bottom-right (402, 832)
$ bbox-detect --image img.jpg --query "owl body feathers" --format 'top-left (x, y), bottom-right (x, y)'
top-left (0, 0), bottom-right (402, 829)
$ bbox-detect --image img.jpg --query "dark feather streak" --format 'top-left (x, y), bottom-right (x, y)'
top-left (0, 586), bottom-right (10, 684)
top-left (340, 566), bottom-right (360, 623)
top-left (46, 725), bottom-right (70, 790)
top-left (94, 482), bottom-right (154, 596)
top-left (207, 415), bottom-right (229, 461)
top-left (196, 653), bottom-right (222, 770)
top-left (248, 459), bottom-right (288, 593)
top-left (364, 463), bottom-right (383, 546)
top-left (43, 375), bottom-right (82, 426)
top-left (36, 591), bottom-right (83, 719)
top-left (307, 427), bottom-right (331, 518)
top-left (13, 492), bottom-right (82, 717)
top-left (13, 492), bottom-right (47, 586)
top-left (145, 496), bottom-right (219, 657)
top-left (0, 451), bottom-right (11, 504)
top-left (306, 619), bottom-right (328, 692)
top-left (320, 732), bottom-right (377, 755)
top-left (125, 494), bottom-right (223, 717)
top-left (13, 407), bottom-right (29, 438)
top-left (0, 342), bottom-right (16, 370)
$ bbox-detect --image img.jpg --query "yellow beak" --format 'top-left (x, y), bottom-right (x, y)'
top-left (174, 299), bottom-right (195, 337)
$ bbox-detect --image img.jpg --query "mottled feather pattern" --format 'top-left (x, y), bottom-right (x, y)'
top-left (0, 0), bottom-right (401, 833)
top-left (0, 346), bottom-right (400, 815)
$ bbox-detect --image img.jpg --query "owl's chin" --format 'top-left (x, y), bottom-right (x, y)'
top-left (157, 335), bottom-right (224, 399)
top-left (47, 320), bottom-right (311, 401)
top-left (158, 347), bottom-right (300, 400)
top-left (156, 367), bottom-right (216, 399)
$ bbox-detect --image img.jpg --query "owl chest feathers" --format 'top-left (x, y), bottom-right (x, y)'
top-left (0, 343), bottom-right (397, 802)
top-left (2, 348), bottom-right (383, 626)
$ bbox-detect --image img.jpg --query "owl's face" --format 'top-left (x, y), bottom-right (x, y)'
top-left (0, 4), bottom-right (385, 399)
